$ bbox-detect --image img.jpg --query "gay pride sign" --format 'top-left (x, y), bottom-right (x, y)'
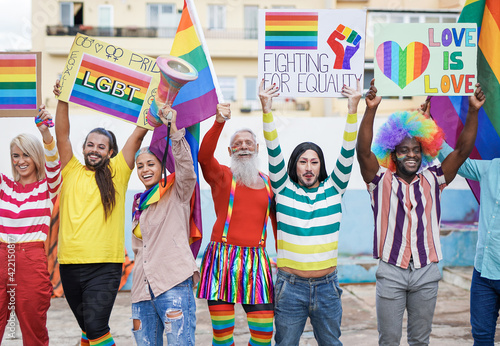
top-left (58, 34), bottom-right (160, 128)
top-left (0, 52), bottom-right (41, 117)
top-left (258, 9), bottom-right (367, 98)
top-left (374, 23), bottom-right (477, 96)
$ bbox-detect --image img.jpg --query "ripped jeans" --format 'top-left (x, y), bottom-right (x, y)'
top-left (131, 277), bottom-right (196, 345)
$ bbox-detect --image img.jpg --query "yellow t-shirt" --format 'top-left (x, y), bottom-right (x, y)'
top-left (58, 152), bottom-right (132, 264)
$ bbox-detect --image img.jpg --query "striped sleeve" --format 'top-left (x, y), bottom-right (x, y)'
top-left (329, 113), bottom-right (357, 196)
top-left (263, 112), bottom-right (288, 193)
top-left (44, 137), bottom-right (62, 200)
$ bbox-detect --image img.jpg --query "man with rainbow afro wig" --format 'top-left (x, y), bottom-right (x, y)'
top-left (357, 79), bottom-right (485, 346)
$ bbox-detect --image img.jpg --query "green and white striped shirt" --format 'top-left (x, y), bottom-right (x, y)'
top-left (263, 112), bottom-right (357, 270)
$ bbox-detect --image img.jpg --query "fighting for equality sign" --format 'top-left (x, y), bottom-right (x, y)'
top-left (374, 23), bottom-right (477, 96)
top-left (58, 33), bottom-right (161, 129)
top-left (258, 9), bottom-right (367, 98)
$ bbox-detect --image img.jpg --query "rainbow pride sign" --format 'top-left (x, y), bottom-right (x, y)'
top-left (374, 23), bottom-right (477, 96)
top-left (0, 52), bottom-right (41, 117)
top-left (258, 9), bottom-right (367, 98)
top-left (58, 34), bottom-right (161, 128)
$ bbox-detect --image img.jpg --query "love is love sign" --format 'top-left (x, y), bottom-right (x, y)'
top-left (258, 9), bottom-right (367, 98)
top-left (58, 33), bottom-right (161, 128)
top-left (374, 23), bottom-right (477, 96)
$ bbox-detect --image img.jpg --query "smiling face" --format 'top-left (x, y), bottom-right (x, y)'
top-left (136, 153), bottom-right (162, 189)
top-left (296, 149), bottom-right (321, 188)
top-left (228, 131), bottom-right (258, 160)
top-left (83, 133), bottom-right (113, 169)
top-left (392, 137), bottom-right (422, 181)
top-left (11, 145), bottom-right (38, 185)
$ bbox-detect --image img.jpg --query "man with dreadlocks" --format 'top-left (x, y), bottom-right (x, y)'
top-left (357, 79), bottom-right (485, 346)
top-left (53, 80), bottom-right (148, 346)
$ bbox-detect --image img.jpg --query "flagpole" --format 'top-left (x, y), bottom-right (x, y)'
top-left (185, 0), bottom-right (225, 103)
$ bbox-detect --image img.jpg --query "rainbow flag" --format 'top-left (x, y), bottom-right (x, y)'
top-left (430, 0), bottom-right (500, 202)
top-left (69, 54), bottom-right (152, 124)
top-left (150, 0), bottom-right (221, 257)
top-left (265, 12), bottom-right (318, 50)
top-left (0, 54), bottom-right (37, 110)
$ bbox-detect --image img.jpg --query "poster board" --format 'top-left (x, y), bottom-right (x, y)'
top-left (258, 9), bottom-right (367, 98)
top-left (58, 34), bottom-right (160, 128)
top-left (374, 23), bottom-right (477, 96)
top-left (0, 52), bottom-right (42, 117)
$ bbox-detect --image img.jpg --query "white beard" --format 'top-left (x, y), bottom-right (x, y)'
top-left (230, 151), bottom-right (259, 187)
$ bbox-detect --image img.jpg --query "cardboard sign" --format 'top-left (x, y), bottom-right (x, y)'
top-left (58, 34), bottom-right (160, 128)
top-left (374, 23), bottom-right (477, 96)
top-left (258, 9), bottom-right (367, 98)
top-left (0, 52), bottom-right (42, 117)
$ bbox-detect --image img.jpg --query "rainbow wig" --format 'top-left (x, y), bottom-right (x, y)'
top-left (372, 111), bottom-right (444, 172)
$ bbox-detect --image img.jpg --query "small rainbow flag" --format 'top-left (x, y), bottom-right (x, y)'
top-left (150, 0), bottom-right (221, 257)
top-left (265, 12), bottom-right (318, 50)
top-left (69, 54), bottom-right (152, 124)
top-left (431, 0), bottom-right (500, 202)
top-left (0, 54), bottom-right (37, 110)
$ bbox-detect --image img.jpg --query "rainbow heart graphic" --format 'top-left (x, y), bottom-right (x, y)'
top-left (376, 41), bottom-right (430, 89)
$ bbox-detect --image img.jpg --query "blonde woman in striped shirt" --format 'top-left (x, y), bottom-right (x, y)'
top-left (0, 106), bottom-right (61, 346)
top-left (260, 79), bottom-right (361, 346)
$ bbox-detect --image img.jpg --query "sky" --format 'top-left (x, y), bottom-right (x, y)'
top-left (0, 0), bottom-right (32, 51)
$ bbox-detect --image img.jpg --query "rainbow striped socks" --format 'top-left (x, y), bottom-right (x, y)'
top-left (89, 331), bottom-right (115, 346)
top-left (81, 331), bottom-right (90, 346)
top-left (209, 303), bottom-right (236, 346)
top-left (247, 310), bottom-right (274, 346)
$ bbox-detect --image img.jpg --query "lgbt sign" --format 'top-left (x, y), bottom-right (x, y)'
top-left (0, 52), bottom-right (42, 117)
top-left (374, 23), bottom-right (477, 96)
top-left (258, 9), bottom-right (367, 98)
top-left (58, 34), bottom-right (160, 128)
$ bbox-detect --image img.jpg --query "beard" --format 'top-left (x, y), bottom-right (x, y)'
top-left (84, 152), bottom-right (109, 171)
top-left (230, 151), bottom-right (259, 187)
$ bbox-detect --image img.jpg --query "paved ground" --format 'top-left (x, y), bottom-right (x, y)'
top-left (3, 267), bottom-right (499, 345)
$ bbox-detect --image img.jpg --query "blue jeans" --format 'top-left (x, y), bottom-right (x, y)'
top-left (470, 268), bottom-right (500, 345)
top-left (131, 277), bottom-right (196, 346)
top-left (274, 269), bottom-right (343, 346)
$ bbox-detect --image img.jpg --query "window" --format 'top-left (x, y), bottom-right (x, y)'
top-left (60, 2), bottom-right (83, 27)
top-left (219, 77), bottom-right (236, 101)
top-left (244, 6), bottom-right (258, 39)
top-left (98, 5), bottom-right (113, 36)
top-left (147, 3), bottom-right (179, 37)
top-left (245, 77), bottom-right (257, 101)
top-left (208, 5), bottom-right (226, 30)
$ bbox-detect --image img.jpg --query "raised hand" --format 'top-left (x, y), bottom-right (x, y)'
top-left (341, 78), bottom-right (362, 114)
top-left (216, 103), bottom-right (231, 123)
top-left (469, 83), bottom-right (485, 111)
top-left (53, 79), bottom-right (61, 97)
top-left (365, 79), bottom-right (382, 110)
top-left (259, 79), bottom-right (279, 114)
top-left (159, 103), bottom-right (178, 133)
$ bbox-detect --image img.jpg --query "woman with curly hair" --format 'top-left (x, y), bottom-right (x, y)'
top-left (357, 79), bottom-right (485, 345)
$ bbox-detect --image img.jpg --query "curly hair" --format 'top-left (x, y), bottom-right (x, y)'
top-left (372, 111), bottom-right (444, 172)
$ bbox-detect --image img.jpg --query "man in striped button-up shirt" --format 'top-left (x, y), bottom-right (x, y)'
top-left (357, 79), bottom-right (485, 346)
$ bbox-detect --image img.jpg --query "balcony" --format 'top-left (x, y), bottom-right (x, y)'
top-left (46, 25), bottom-right (258, 40)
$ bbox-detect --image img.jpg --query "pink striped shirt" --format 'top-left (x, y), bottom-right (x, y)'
top-left (0, 139), bottom-right (62, 243)
top-left (368, 165), bottom-right (447, 269)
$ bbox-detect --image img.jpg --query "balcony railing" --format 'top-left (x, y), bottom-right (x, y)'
top-left (46, 25), bottom-right (258, 39)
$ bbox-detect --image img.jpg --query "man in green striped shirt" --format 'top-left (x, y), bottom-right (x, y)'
top-left (260, 79), bottom-right (361, 346)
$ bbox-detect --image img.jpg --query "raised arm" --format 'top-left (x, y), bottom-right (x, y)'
top-left (440, 83), bottom-right (484, 184)
top-left (330, 81), bottom-right (362, 195)
top-left (37, 105), bottom-right (62, 199)
top-left (260, 80), bottom-right (287, 193)
top-left (198, 103), bottom-right (230, 183)
top-left (122, 122), bottom-right (149, 169)
top-left (356, 79), bottom-right (382, 183)
top-left (160, 104), bottom-right (196, 201)
top-left (53, 80), bottom-right (73, 169)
